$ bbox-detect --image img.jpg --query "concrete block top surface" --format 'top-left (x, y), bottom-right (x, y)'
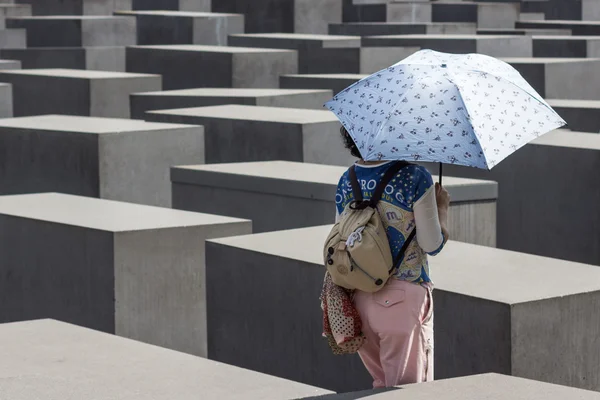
top-left (546, 99), bottom-right (600, 109)
top-left (0, 68), bottom-right (159, 79)
top-left (532, 35), bottom-right (600, 40)
top-left (359, 374), bottom-right (600, 399)
top-left (0, 320), bottom-right (332, 400)
top-left (0, 193), bottom-right (249, 233)
top-left (115, 10), bottom-right (242, 18)
top-left (364, 34), bottom-right (521, 40)
top-left (171, 161), bottom-right (499, 202)
top-left (0, 115), bottom-right (197, 134)
top-left (531, 129), bottom-right (600, 151)
top-left (129, 45), bottom-right (296, 54)
top-left (282, 73), bottom-right (368, 80)
top-left (229, 33), bottom-right (361, 48)
top-left (519, 19), bottom-right (600, 26)
top-left (500, 57), bottom-right (600, 64)
top-left (210, 225), bottom-right (600, 305)
top-left (8, 15), bottom-right (132, 21)
top-left (149, 105), bottom-right (338, 124)
top-left (134, 88), bottom-right (332, 98)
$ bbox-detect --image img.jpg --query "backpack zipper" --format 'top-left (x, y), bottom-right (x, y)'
top-left (348, 252), bottom-right (378, 283)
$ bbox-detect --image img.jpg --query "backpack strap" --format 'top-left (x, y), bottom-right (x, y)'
top-left (370, 161), bottom-right (409, 206)
top-left (390, 229), bottom-right (417, 274)
top-left (348, 165), bottom-right (363, 203)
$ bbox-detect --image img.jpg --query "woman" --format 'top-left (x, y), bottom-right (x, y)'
top-left (335, 127), bottom-right (450, 388)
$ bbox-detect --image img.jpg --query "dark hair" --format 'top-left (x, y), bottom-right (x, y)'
top-left (340, 126), bottom-right (362, 159)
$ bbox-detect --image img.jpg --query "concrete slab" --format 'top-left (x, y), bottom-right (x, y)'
top-left (11, 0), bottom-right (132, 15)
top-left (0, 193), bottom-right (251, 357)
top-left (0, 28), bottom-right (25, 48)
top-left (532, 35), bottom-right (600, 58)
top-left (500, 57), bottom-right (600, 100)
top-left (517, 20), bottom-right (600, 36)
top-left (361, 35), bottom-right (533, 57)
top-left (114, 10), bottom-right (244, 46)
top-left (432, 2), bottom-right (520, 29)
top-left (478, 28), bottom-right (571, 35)
top-left (425, 129), bottom-right (600, 266)
top-left (130, 88), bottom-right (333, 118)
top-left (545, 99), bottom-right (600, 133)
top-left (0, 115), bottom-right (204, 207)
top-left (171, 160), bottom-right (498, 246)
top-left (126, 45), bottom-right (298, 90)
top-left (305, 374), bottom-right (600, 400)
top-left (213, 0), bottom-right (342, 34)
top-left (520, 12), bottom-right (545, 20)
top-left (146, 105), bottom-right (354, 166)
top-left (0, 47), bottom-right (125, 71)
top-left (0, 68), bottom-right (161, 118)
top-left (131, 0), bottom-right (210, 11)
top-left (0, 58), bottom-right (19, 69)
top-left (0, 4), bottom-right (30, 28)
top-left (206, 225), bottom-right (600, 392)
top-left (0, 319), bottom-right (331, 400)
top-left (0, 82), bottom-right (11, 117)
top-left (343, 1), bottom-right (433, 24)
top-left (228, 33), bottom-right (418, 73)
top-left (280, 73), bottom-right (367, 95)
top-left (329, 22), bottom-right (477, 36)
top-left (6, 16), bottom-right (136, 47)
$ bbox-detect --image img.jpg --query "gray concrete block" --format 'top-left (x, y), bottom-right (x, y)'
top-left (520, 12), bottom-right (545, 20)
top-left (432, 2), bottom-right (520, 29)
top-left (362, 35), bottom-right (533, 58)
top-left (0, 115), bottom-right (204, 207)
top-left (0, 58), bottom-right (19, 69)
top-left (329, 22), bottom-right (477, 36)
top-left (500, 58), bottom-right (600, 100)
top-left (0, 68), bottom-right (161, 118)
top-left (0, 319), bottom-right (332, 400)
top-left (280, 73), bottom-right (367, 95)
top-left (212, 0), bottom-right (342, 34)
top-left (545, 99), bottom-right (600, 133)
top-left (228, 33), bottom-right (418, 74)
top-left (342, 1), bottom-right (433, 23)
top-left (171, 160), bottom-right (498, 246)
top-left (0, 82), bottom-right (11, 117)
top-left (0, 193), bottom-right (251, 357)
top-left (0, 4), bottom-right (30, 28)
top-left (423, 129), bottom-right (600, 266)
top-left (0, 28), bottom-right (25, 48)
top-left (6, 16), bottom-right (135, 47)
top-left (478, 28), bottom-right (571, 35)
top-left (533, 35), bottom-right (600, 58)
top-left (0, 47), bottom-right (125, 71)
top-left (305, 374), bottom-right (600, 400)
top-left (386, 2), bottom-right (432, 23)
top-left (206, 225), bottom-right (600, 392)
top-left (517, 20), bottom-right (600, 35)
top-left (126, 45), bottom-right (298, 90)
top-left (115, 10), bottom-right (244, 46)
top-left (131, 0), bottom-right (210, 11)
top-left (146, 105), bottom-right (354, 166)
top-left (130, 88), bottom-right (333, 119)
top-left (10, 0), bottom-right (131, 15)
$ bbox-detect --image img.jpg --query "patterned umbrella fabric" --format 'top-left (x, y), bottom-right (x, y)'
top-left (325, 49), bottom-right (566, 169)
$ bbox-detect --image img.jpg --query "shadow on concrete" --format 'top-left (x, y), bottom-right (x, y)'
top-left (299, 387), bottom-right (401, 399)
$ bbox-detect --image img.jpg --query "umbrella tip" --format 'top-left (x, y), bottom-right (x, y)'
top-left (441, 63), bottom-right (447, 68)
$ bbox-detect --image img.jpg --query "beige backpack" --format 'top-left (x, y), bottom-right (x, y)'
top-left (324, 161), bottom-right (416, 293)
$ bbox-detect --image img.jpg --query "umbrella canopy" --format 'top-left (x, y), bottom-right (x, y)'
top-left (325, 49), bottom-right (566, 169)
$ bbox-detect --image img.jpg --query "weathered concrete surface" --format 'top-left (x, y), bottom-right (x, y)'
top-left (206, 226), bottom-right (600, 392)
top-left (0, 193), bottom-right (251, 357)
top-left (432, 2), bottom-right (520, 29)
top-left (517, 20), bottom-right (600, 35)
top-left (546, 99), bottom-right (600, 133)
top-left (478, 28), bottom-right (572, 35)
top-left (423, 129), bottom-right (600, 266)
top-left (0, 28), bottom-right (25, 48)
top-left (228, 32), bottom-right (418, 73)
top-left (0, 115), bottom-right (204, 207)
top-left (115, 10), bottom-right (244, 46)
top-left (0, 319), bottom-right (331, 399)
top-left (0, 47), bottom-right (125, 71)
top-left (280, 73), bottom-right (367, 95)
top-left (212, 0), bottom-right (342, 34)
top-left (0, 4), bottom-right (31, 28)
top-left (11, 0), bottom-right (132, 15)
top-left (362, 34), bottom-right (533, 57)
top-left (171, 160), bottom-right (498, 247)
top-left (131, 0), bottom-right (211, 11)
top-left (329, 22), bottom-right (477, 36)
top-left (500, 58), bottom-right (600, 100)
top-left (0, 59), bottom-right (21, 70)
top-left (0, 69), bottom-right (160, 118)
top-left (127, 45), bottom-right (298, 89)
top-left (0, 82), bottom-right (12, 117)
top-left (533, 35), bottom-right (600, 57)
top-left (6, 16), bottom-right (136, 47)
top-left (146, 105), bottom-right (354, 166)
top-left (304, 374), bottom-right (600, 400)
top-left (130, 88), bottom-right (333, 118)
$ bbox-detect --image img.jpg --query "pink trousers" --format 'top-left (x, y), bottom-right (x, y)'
top-left (354, 279), bottom-right (434, 388)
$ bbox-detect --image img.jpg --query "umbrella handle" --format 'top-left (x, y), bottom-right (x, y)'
top-left (439, 162), bottom-right (443, 186)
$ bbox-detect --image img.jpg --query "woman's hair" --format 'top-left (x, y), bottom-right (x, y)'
top-left (340, 126), bottom-right (362, 159)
